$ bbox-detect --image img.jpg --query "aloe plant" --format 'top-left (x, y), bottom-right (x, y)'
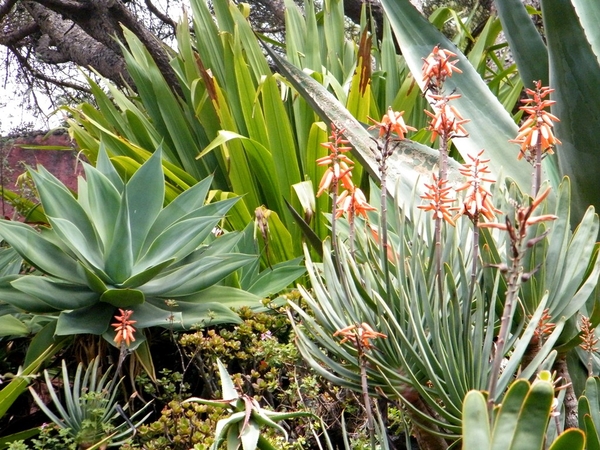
top-left (0, 148), bottom-right (267, 343)
top-left (184, 359), bottom-right (313, 450)
top-left (462, 371), bottom-right (585, 450)
top-left (29, 356), bottom-right (152, 448)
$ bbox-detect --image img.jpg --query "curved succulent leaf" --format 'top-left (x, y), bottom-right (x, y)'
top-left (380, 0), bottom-right (534, 190)
top-left (100, 288), bottom-right (145, 308)
top-left (141, 254), bottom-right (255, 296)
top-left (11, 277), bottom-right (97, 311)
top-left (55, 303), bottom-right (114, 336)
top-left (104, 189), bottom-right (133, 283)
top-left (542, 0), bottom-right (600, 224)
top-left (494, 0), bottom-right (549, 88)
top-left (0, 221), bottom-right (85, 284)
top-left (0, 277), bottom-right (60, 313)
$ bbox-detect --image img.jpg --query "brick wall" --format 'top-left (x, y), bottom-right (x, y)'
top-left (0, 131), bottom-right (83, 220)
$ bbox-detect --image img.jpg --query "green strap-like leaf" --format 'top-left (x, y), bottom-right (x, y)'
top-left (380, 0), bottom-right (533, 190)
top-left (495, 0), bottom-right (549, 88)
top-left (543, 0), bottom-right (600, 225)
top-left (55, 303), bottom-right (114, 336)
top-left (11, 277), bottom-right (97, 311)
top-left (548, 429), bottom-right (585, 450)
top-left (462, 391), bottom-right (491, 449)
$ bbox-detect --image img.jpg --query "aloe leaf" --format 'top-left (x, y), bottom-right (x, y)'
top-left (548, 429), bottom-right (585, 450)
top-left (0, 221), bottom-right (85, 284)
top-left (217, 359), bottom-right (237, 400)
top-left (543, 0), bottom-right (600, 224)
top-left (172, 286), bottom-right (263, 311)
top-left (82, 162), bottom-right (122, 249)
top-left (571, 0), bottom-right (600, 66)
top-left (495, 0), bottom-right (549, 88)
top-left (264, 45), bottom-right (459, 195)
top-left (489, 380), bottom-right (530, 449)
top-left (510, 379), bottom-right (554, 450)
top-left (380, 0), bottom-right (534, 191)
top-left (104, 189), bottom-right (133, 284)
top-left (244, 257), bottom-right (306, 298)
top-left (240, 420), bottom-right (260, 450)
top-left (462, 391), bottom-right (490, 449)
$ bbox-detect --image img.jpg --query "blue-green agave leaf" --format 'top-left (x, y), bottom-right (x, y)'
top-left (143, 254), bottom-right (255, 297)
top-left (11, 277), bottom-right (97, 311)
top-left (104, 189), bottom-right (133, 284)
top-left (0, 315), bottom-right (30, 337)
top-left (0, 221), bottom-right (86, 284)
top-left (135, 216), bottom-right (222, 270)
top-left (55, 303), bottom-right (114, 336)
top-left (96, 143), bottom-right (125, 191)
top-left (126, 149), bottom-right (165, 259)
top-left (100, 288), bottom-right (145, 308)
top-left (571, 0), bottom-right (600, 67)
top-left (244, 257), bottom-right (306, 298)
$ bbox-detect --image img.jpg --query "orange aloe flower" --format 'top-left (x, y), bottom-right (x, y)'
top-left (453, 150), bottom-right (501, 222)
top-left (112, 309), bottom-right (137, 347)
top-left (418, 173), bottom-right (456, 226)
top-left (421, 45), bottom-right (463, 90)
top-left (368, 107), bottom-right (416, 139)
top-left (316, 124), bottom-right (355, 197)
top-left (510, 80), bottom-right (561, 161)
top-left (425, 96), bottom-right (470, 142)
top-left (336, 187), bottom-right (377, 220)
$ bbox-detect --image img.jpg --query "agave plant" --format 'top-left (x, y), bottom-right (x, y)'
top-left (29, 356), bottom-right (152, 448)
top-left (0, 148), bottom-right (266, 343)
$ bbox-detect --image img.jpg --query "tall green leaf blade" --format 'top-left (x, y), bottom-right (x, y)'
top-left (462, 391), bottom-right (491, 449)
top-left (380, 0), bottom-right (533, 190)
top-left (495, 0), bottom-right (549, 88)
top-left (104, 189), bottom-right (133, 284)
top-left (56, 303), bottom-right (114, 336)
top-left (11, 277), bottom-right (97, 311)
top-left (571, 0), bottom-right (600, 66)
top-left (126, 149), bottom-right (165, 260)
top-left (543, 0), bottom-right (600, 224)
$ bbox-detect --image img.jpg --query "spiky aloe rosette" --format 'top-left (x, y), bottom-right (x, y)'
top-left (0, 148), bottom-right (262, 344)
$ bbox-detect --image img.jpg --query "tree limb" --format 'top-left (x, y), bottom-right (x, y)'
top-left (0, 22), bottom-right (39, 46)
top-left (0, 0), bottom-right (19, 22)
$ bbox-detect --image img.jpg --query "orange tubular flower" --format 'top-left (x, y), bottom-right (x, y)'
top-left (418, 173), bottom-right (456, 226)
top-left (368, 107), bottom-right (416, 139)
top-left (453, 150), bottom-right (501, 222)
top-left (421, 45), bottom-right (463, 90)
top-left (112, 309), bottom-right (137, 347)
top-left (510, 80), bottom-right (561, 161)
top-left (317, 124), bottom-right (355, 197)
top-left (425, 97), bottom-right (470, 142)
top-left (336, 187), bottom-right (377, 220)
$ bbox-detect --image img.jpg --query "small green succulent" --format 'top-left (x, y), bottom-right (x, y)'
top-left (0, 148), bottom-right (260, 344)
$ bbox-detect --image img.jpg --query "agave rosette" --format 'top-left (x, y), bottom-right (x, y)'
top-left (0, 148), bottom-right (260, 342)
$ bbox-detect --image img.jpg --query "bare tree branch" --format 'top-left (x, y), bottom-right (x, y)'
top-left (0, 0), bottom-right (19, 21)
top-left (144, 0), bottom-right (176, 30)
top-left (0, 21), bottom-right (38, 45)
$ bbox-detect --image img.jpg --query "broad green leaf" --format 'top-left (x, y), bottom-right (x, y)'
top-left (104, 189), bottom-right (133, 283)
top-left (126, 148), bottom-right (165, 259)
top-left (510, 379), bottom-right (553, 450)
top-left (82, 162), bottom-right (122, 249)
top-left (135, 216), bottom-right (222, 270)
top-left (548, 429), bottom-right (585, 450)
top-left (0, 220), bottom-right (85, 283)
top-left (100, 288), bottom-right (145, 308)
top-left (217, 358), bottom-right (238, 400)
top-left (461, 391), bottom-right (491, 449)
top-left (11, 277), bottom-right (97, 311)
top-left (245, 257), bottom-right (306, 298)
top-left (571, 0), bottom-right (600, 67)
top-left (495, 0), bottom-right (549, 88)
top-left (141, 254), bottom-right (254, 296)
top-left (0, 276), bottom-right (59, 313)
top-left (55, 303), bottom-right (114, 336)
top-left (240, 420), bottom-right (260, 450)
top-left (0, 315), bottom-right (29, 337)
top-left (119, 258), bottom-right (175, 289)
top-left (143, 296), bottom-right (241, 328)
top-left (380, 0), bottom-right (533, 190)
top-left (543, 0), bottom-right (600, 224)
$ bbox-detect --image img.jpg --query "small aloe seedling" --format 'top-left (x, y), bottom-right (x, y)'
top-left (184, 359), bottom-right (313, 450)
